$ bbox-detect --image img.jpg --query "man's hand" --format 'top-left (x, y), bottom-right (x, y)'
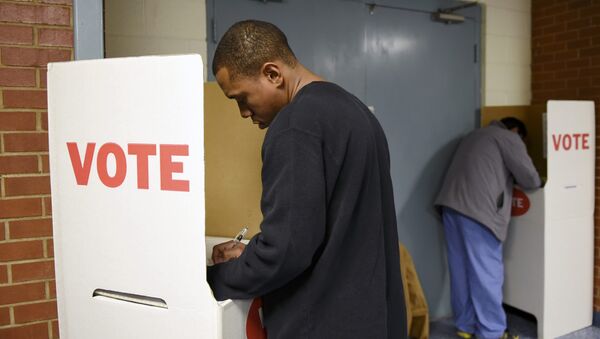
top-left (212, 240), bottom-right (246, 264)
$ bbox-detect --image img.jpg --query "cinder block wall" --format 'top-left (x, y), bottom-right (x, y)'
top-left (530, 0), bottom-right (600, 311)
top-left (0, 0), bottom-right (72, 338)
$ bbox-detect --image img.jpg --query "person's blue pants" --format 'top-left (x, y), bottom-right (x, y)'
top-left (442, 207), bottom-right (506, 339)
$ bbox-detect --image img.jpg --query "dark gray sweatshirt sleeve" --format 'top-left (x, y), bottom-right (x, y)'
top-left (207, 128), bottom-right (326, 300)
top-left (499, 133), bottom-right (542, 190)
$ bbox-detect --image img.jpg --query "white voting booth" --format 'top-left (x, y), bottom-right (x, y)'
top-left (48, 55), bottom-right (259, 339)
top-left (504, 101), bottom-right (595, 338)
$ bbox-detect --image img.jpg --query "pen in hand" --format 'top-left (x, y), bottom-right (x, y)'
top-left (212, 226), bottom-right (248, 264)
top-left (234, 226), bottom-right (248, 243)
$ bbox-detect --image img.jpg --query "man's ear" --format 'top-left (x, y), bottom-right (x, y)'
top-left (261, 62), bottom-right (283, 86)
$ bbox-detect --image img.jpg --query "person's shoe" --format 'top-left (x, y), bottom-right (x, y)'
top-left (500, 331), bottom-right (519, 339)
top-left (456, 330), bottom-right (474, 339)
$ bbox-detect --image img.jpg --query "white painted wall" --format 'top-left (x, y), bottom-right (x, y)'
top-left (478, 0), bottom-right (532, 106)
top-left (104, 0), bottom-right (207, 80)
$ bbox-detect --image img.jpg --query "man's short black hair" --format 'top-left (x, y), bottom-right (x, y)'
top-left (501, 117), bottom-right (527, 139)
top-left (212, 20), bottom-right (297, 79)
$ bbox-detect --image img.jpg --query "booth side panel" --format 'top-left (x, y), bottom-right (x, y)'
top-left (543, 101), bottom-right (595, 337)
top-left (47, 55), bottom-right (220, 339)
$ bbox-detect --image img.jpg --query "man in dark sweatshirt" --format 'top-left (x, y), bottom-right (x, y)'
top-left (435, 118), bottom-right (541, 339)
top-left (206, 20), bottom-right (407, 339)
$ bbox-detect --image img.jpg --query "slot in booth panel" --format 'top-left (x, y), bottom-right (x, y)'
top-left (49, 55), bottom-right (221, 339)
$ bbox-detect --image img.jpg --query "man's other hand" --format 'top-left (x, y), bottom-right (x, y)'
top-left (212, 240), bottom-right (246, 264)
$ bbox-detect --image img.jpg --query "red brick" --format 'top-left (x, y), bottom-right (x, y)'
top-left (9, 218), bottom-right (52, 239)
top-left (555, 30), bottom-right (579, 42)
top-left (0, 198), bottom-right (42, 218)
top-left (579, 87), bottom-right (600, 97)
top-left (41, 154), bottom-right (49, 172)
top-left (567, 17), bottom-right (592, 30)
top-left (3, 89), bottom-right (47, 109)
top-left (544, 79), bottom-right (566, 90)
top-left (567, 38), bottom-right (591, 50)
top-left (543, 3), bottom-right (568, 17)
top-left (0, 240), bottom-right (44, 261)
top-left (580, 5), bottom-right (600, 18)
top-left (46, 238), bottom-right (53, 258)
top-left (0, 306), bottom-right (9, 326)
top-left (0, 265), bottom-right (7, 283)
top-left (534, 71), bottom-right (556, 82)
top-left (566, 57), bottom-right (591, 69)
top-left (3, 132), bottom-right (49, 152)
top-left (533, 15), bottom-right (555, 27)
top-left (0, 24), bottom-right (32, 44)
top-left (580, 46), bottom-right (600, 57)
top-left (0, 3), bottom-right (70, 26)
top-left (569, 0), bottom-right (592, 9)
top-left (14, 300), bottom-right (57, 323)
top-left (0, 282), bottom-right (45, 305)
top-left (38, 28), bottom-right (72, 47)
top-left (581, 26), bottom-right (600, 38)
top-left (51, 319), bottom-right (59, 339)
top-left (581, 66), bottom-right (600, 76)
top-left (1, 47), bottom-right (71, 67)
top-left (555, 10), bottom-right (581, 23)
top-left (0, 68), bottom-right (36, 87)
top-left (44, 197), bottom-right (52, 216)
top-left (0, 111), bottom-right (36, 131)
top-left (5, 175), bottom-right (51, 196)
top-left (555, 49), bottom-right (579, 60)
top-left (544, 61), bottom-right (566, 71)
top-left (533, 52), bottom-right (555, 64)
top-left (48, 280), bottom-right (56, 298)
top-left (0, 155), bottom-right (38, 174)
top-left (568, 77), bottom-right (591, 88)
top-left (41, 111), bottom-right (48, 130)
top-left (0, 223), bottom-right (3, 241)
top-left (0, 322), bottom-right (49, 339)
top-left (39, 68), bottom-right (47, 88)
top-left (533, 0), bottom-right (556, 9)
top-left (544, 22), bottom-right (566, 35)
top-left (12, 260), bottom-right (55, 282)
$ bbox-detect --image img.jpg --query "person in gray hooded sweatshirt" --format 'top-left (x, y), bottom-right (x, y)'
top-left (435, 117), bottom-right (541, 339)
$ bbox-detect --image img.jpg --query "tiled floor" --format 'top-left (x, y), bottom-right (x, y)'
top-left (430, 307), bottom-right (600, 338)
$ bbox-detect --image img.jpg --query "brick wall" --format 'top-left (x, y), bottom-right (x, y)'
top-left (531, 0), bottom-right (600, 311)
top-left (0, 0), bottom-right (72, 338)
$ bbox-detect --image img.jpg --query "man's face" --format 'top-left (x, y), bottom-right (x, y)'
top-left (215, 66), bottom-right (283, 129)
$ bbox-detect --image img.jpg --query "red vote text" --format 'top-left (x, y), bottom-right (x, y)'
top-left (551, 133), bottom-right (590, 151)
top-left (66, 142), bottom-right (190, 192)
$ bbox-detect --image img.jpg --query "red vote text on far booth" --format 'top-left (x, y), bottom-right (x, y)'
top-left (66, 142), bottom-right (190, 191)
top-left (552, 133), bottom-right (590, 151)
top-left (511, 189), bottom-right (530, 216)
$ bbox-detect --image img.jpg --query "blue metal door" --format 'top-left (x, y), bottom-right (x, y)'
top-left (207, 0), bottom-right (481, 319)
top-left (363, 1), bottom-right (481, 318)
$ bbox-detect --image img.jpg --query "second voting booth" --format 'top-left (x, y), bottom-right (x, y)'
top-left (48, 55), bottom-right (264, 339)
top-left (486, 101), bottom-right (595, 338)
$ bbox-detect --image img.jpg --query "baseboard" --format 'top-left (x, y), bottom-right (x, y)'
top-left (593, 311), bottom-right (600, 328)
